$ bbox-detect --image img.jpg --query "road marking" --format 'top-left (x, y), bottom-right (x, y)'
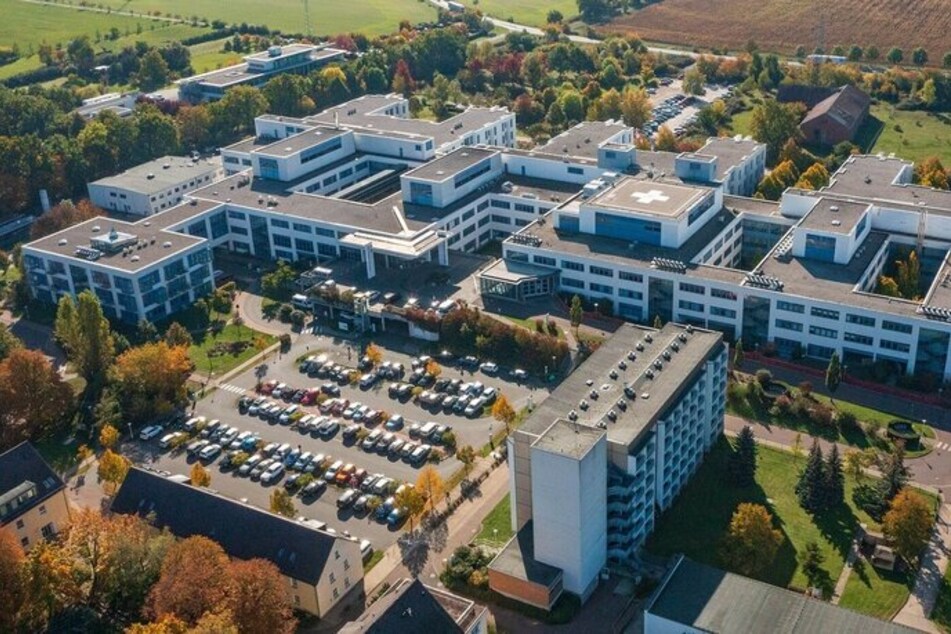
top-left (219, 383), bottom-right (246, 395)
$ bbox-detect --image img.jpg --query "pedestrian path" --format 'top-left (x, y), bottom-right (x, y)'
top-left (218, 383), bottom-right (247, 395)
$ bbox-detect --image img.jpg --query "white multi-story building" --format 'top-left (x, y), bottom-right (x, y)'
top-left (87, 155), bottom-right (223, 216)
top-left (488, 323), bottom-right (727, 610)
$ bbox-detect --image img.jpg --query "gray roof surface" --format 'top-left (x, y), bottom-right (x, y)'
top-left (189, 46), bottom-right (343, 88)
top-left (699, 136), bottom-right (762, 174)
top-left (586, 178), bottom-right (712, 218)
top-left (254, 126), bottom-right (348, 157)
top-left (339, 578), bottom-right (464, 634)
top-left (648, 557), bottom-right (922, 634)
top-left (111, 467), bottom-right (347, 584)
top-left (532, 419), bottom-right (605, 459)
top-left (798, 198), bottom-right (870, 234)
top-left (27, 217), bottom-right (206, 272)
top-left (0, 442), bottom-right (65, 525)
top-left (488, 522), bottom-right (563, 588)
top-left (519, 323), bottom-right (723, 451)
top-left (90, 155), bottom-right (220, 194)
top-left (538, 121), bottom-right (629, 159)
top-left (403, 147), bottom-right (497, 181)
top-left (823, 155), bottom-right (951, 213)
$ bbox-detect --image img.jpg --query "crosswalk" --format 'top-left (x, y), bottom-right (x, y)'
top-left (935, 441), bottom-right (951, 451)
top-left (218, 383), bottom-right (247, 395)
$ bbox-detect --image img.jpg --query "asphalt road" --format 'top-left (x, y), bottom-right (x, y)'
top-left (130, 332), bottom-right (545, 553)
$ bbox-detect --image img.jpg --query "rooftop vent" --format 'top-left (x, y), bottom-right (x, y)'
top-left (130, 255), bottom-right (140, 262)
top-left (163, 241), bottom-right (172, 248)
top-left (146, 173), bottom-right (155, 180)
top-left (58, 238), bottom-right (68, 246)
top-left (91, 225), bottom-right (101, 233)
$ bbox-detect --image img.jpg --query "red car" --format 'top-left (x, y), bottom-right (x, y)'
top-left (301, 388), bottom-right (321, 405)
top-left (259, 379), bottom-right (278, 395)
top-left (331, 399), bottom-right (349, 416)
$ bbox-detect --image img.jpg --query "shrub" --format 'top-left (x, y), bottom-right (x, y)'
top-left (837, 410), bottom-right (859, 431)
top-left (755, 369), bottom-right (773, 387)
top-left (808, 403), bottom-right (836, 428)
top-left (798, 381), bottom-right (813, 397)
top-left (727, 381), bottom-right (745, 406)
top-left (278, 303), bottom-right (293, 322)
top-left (534, 318), bottom-right (544, 333)
top-left (865, 419), bottom-right (883, 439)
top-left (279, 334), bottom-right (291, 352)
top-left (772, 394), bottom-right (793, 416)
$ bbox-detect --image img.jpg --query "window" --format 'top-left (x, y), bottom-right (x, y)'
top-left (809, 325), bottom-right (838, 339)
top-left (807, 344), bottom-right (835, 359)
top-left (227, 210), bottom-right (246, 220)
top-left (273, 235), bottom-right (292, 248)
top-left (490, 200), bottom-right (510, 209)
top-left (679, 282), bottom-right (705, 295)
top-left (490, 215), bottom-right (511, 224)
top-left (776, 300), bottom-right (804, 314)
top-left (314, 227), bottom-right (335, 238)
top-left (534, 256), bottom-right (556, 266)
top-left (881, 340), bottom-right (910, 353)
top-left (295, 239), bottom-right (314, 253)
top-left (514, 218), bottom-right (530, 227)
top-left (619, 288), bottom-right (642, 299)
top-left (39, 505), bottom-right (47, 515)
top-left (299, 137), bottom-right (343, 163)
top-left (678, 300), bottom-right (704, 313)
top-left (562, 277), bottom-right (584, 288)
top-left (333, 588), bottom-right (339, 600)
top-left (271, 219), bottom-right (290, 229)
top-left (846, 314), bottom-right (875, 327)
top-left (478, 216), bottom-right (490, 227)
top-left (710, 306), bottom-right (736, 319)
top-left (590, 265), bottom-right (614, 278)
top-left (844, 332), bottom-right (873, 345)
top-left (810, 307), bottom-right (840, 321)
top-left (562, 260), bottom-right (584, 271)
top-left (567, 166), bottom-right (583, 175)
top-left (41, 523), bottom-right (55, 539)
top-left (711, 288), bottom-right (737, 300)
top-left (293, 223), bottom-right (312, 234)
top-left (20, 537), bottom-right (28, 548)
top-left (590, 282), bottom-right (613, 294)
top-left (514, 203), bottom-right (534, 213)
top-left (452, 160), bottom-right (491, 189)
top-left (619, 271), bottom-right (643, 283)
top-left (462, 209), bottom-right (475, 221)
top-left (882, 320), bottom-right (912, 334)
top-left (775, 319), bottom-right (803, 332)
top-left (344, 560), bottom-right (350, 571)
top-left (477, 200), bottom-right (489, 211)
top-left (16, 519), bottom-right (24, 529)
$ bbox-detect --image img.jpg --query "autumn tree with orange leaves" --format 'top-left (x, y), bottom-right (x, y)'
top-left (148, 536), bottom-right (235, 626)
top-left (0, 348), bottom-right (74, 450)
top-left (230, 559), bottom-right (296, 634)
top-left (111, 342), bottom-right (194, 421)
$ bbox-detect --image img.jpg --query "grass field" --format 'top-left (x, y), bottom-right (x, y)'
top-left (603, 0), bottom-right (951, 64)
top-left (188, 323), bottom-right (275, 379)
top-left (188, 38), bottom-right (241, 74)
top-left (90, 0), bottom-right (437, 36)
top-left (456, 0), bottom-right (577, 28)
top-left (475, 493), bottom-right (513, 547)
top-left (838, 560), bottom-right (914, 620)
top-left (648, 438), bottom-right (882, 596)
top-left (867, 103), bottom-right (951, 164)
top-left (933, 565), bottom-right (951, 632)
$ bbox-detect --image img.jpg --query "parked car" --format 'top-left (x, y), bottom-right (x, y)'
top-left (388, 439), bottom-right (405, 457)
top-left (372, 477), bottom-right (394, 496)
top-left (186, 439), bottom-right (209, 456)
top-left (238, 454), bottom-right (264, 476)
top-left (362, 429), bottom-right (383, 451)
top-left (250, 458), bottom-right (274, 480)
top-left (139, 425), bottom-right (163, 441)
top-left (323, 460), bottom-right (344, 482)
top-left (278, 405), bottom-right (299, 424)
top-left (376, 433), bottom-right (395, 453)
top-left (300, 480), bottom-right (327, 498)
top-left (479, 362), bottom-right (499, 375)
top-left (318, 419), bottom-right (340, 438)
top-left (198, 443), bottom-right (222, 461)
top-left (342, 423), bottom-right (361, 442)
top-left (464, 397), bottom-right (486, 417)
top-left (260, 462), bottom-right (285, 484)
top-left (337, 488), bottom-right (359, 509)
top-left (199, 419), bottom-right (221, 438)
top-left (335, 464), bottom-right (355, 486)
top-left (387, 507), bottom-right (406, 527)
top-left (409, 444), bottom-right (432, 464)
top-left (385, 414), bottom-right (404, 431)
top-left (158, 432), bottom-right (185, 450)
top-left (293, 451), bottom-right (314, 471)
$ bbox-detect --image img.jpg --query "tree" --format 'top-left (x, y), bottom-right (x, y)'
top-left (877, 275), bottom-right (900, 297)
top-left (112, 342), bottom-right (193, 421)
top-left (416, 466), bottom-right (445, 514)
top-left (732, 339), bottom-right (744, 370)
top-left (886, 47), bottom-right (903, 64)
top-left (176, 105), bottom-right (212, 151)
top-left (55, 291), bottom-right (116, 388)
top-left (682, 67), bottom-right (706, 95)
top-left (720, 503), bottom-right (782, 576)
top-left (569, 295), bottom-right (584, 331)
top-left (269, 489), bottom-right (296, 518)
top-left (99, 423), bottom-right (119, 449)
top-left (896, 250), bottom-right (922, 299)
top-left (728, 426), bottom-right (757, 487)
top-left (365, 343), bottom-right (383, 366)
top-left (97, 449), bottom-right (130, 493)
top-left (491, 394), bottom-right (516, 431)
top-left (190, 463), bottom-right (211, 488)
top-left (912, 47), bottom-right (928, 66)
top-left (844, 448), bottom-right (873, 481)
top-left (164, 323), bottom-right (193, 349)
top-left (620, 87), bottom-right (652, 129)
top-left (67, 35), bottom-right (96, 74)
top-left (211, 86), bottom-right (268, 137)
top-left (796, 440), bottom-right (826, 512)
top-left (260, 262), bottom-right (296, 300)
top-left (0, 323), bottom-right (21, 362)
top-left (0, 528), bottom-right (28, 633)
top-left (137, 49), bottom-right (171, 91)
top-left (262, 74), bottom-right (310, 117)
top-left (134, 106), bottom-right (180, 162)
top-left (0, 349), bottom-right (74, 450)
top-left (229, 560), bottom-right (295, 634)
top-left (915, 157), bottom-right (949, 190)
top-left (944, 51), bottom-right (951, 69)
top-left (547, 9), bottom-right (564, 23)
top-left (457, 445), bottom-right (477, 478)
top-left (800, 541), bottom-right (826, 590)
top-left (148, 536), bottom-right (235, 626)
top-left (884, 489), bottom-right (933, 563)
top-left (879, 446), bottom-right (909, 503)
top-left (425, 359), bottom-right (442, 378)
top-left (395, 485), bottom-right (426, 531)
top-left (391, 59), bottom-right (415, 96)
top-left (750, 99), bottom-right (803, 165)
top-left (655, 125), bottom-right (678, 151)
top-left (577, 0), bottom-right (616, 22)
top-left (30, 199), bottom-right (103, 239)
top-left (795, 163), bottom-right (830, 190)
top-left (823, 444), bottom-right (844, 507)
top-left (825, 352), bottom-right (842, 404)
top-left (137, 319), bottom-right (160, 344)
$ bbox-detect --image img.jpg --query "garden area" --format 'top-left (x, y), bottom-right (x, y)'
top-left (187, 322), bottom-right (276, 379)
top-left (475, 493), bottom-right (514, 548)
top-left (647, 435), bottom-right (935, 618)
top-left (726, 369), bottom-right (933, 457)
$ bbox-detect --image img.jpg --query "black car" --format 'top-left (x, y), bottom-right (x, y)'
top-left (300, 480), bottom-right (327, 498)
top-left (382, 291), bottom-right (401, 304)
top-left (238, 396), bottom-right (252, 413)
top-left (459, 355), bottom-right (479, 369)
top-left (321, 383), bottom-right (341, 396)
top-left (433, 378), bottom-right (451, 392)
top-left (437, 350), bottom-right (456, 363)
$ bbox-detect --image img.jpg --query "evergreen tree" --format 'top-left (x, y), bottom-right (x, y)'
top-left (733, 339), bottom-right (744, 370)
top-left (823, 444), bottom-right (844, 508)
top-left (796, 440), bottom-right (826, 512)
top-left (879, 445), bottom-right (909, 503)
top-left (825, 352), bottom-right (843, 403)
top-left (728, 426), bottom-right (757, 487)
top-left (800, 541), bottom-right (826, 590)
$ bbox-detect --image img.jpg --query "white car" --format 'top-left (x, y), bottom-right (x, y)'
top-left (479, 362), bottom-right (499, 375)
top-left (139, 425), bottom-right (163, 441)
top-left (198, 443), bottom-right (222, 461)
top-left (158, 431), bottom-right (185, 449)
top-left (261, 461), bottom-right (285, 484)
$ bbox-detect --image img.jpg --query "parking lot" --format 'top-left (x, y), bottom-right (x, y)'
top-left (128, 330), bottom-right (543, 554)
top-left (642, 78), bottom-right (734, 139)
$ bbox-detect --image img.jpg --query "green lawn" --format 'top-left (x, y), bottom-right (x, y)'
top-left (648, 438), bottom-right (881, 596)
top-left (838, 560), bottom-right (914, 620)
top-left (730, 108), bottom-right (755, 137)
top-left (188, 38), bottom-right (241, 74)
top-left (475, 493), bottom-right (513, 547)
top-left (90, 0), bottom-right (437, 36)
top-left (503, 315), bottom-right (565, 339)
top-left (868, 103), bottom-right (951, 164)
top-left (457, 0), bottom-right (577, 27)
top-left (932, 564), bottom-right (951, 632)
top-left (188, 323), bottom-right (275, 379)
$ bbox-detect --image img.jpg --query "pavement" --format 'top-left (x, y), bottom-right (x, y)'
top-left (894, 504), bottom-right (951, 633)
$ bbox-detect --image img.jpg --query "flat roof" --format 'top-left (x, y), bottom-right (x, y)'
top-left (699, 136), bottom-right (762, 174)
top-left (26, 217), bottom-right (206, 272)
top-left (648, 557), bottom-right (920, 634)
top-left (188, 47), bottom-right (344, 88)
top-left (586, 178), bottom-right (710, 218)
top-left (538, 121), bottom-right (628, 160)
top-left (519, 323), bottom-right (723, 451)
top-left (244, 43), bottom-right (316, 61)
top-left (254, 126), bottom-right (348, 157)
top-left (91, 155), bottom-right (220, 194)
top-left (403, 147), bottom-right (497, 182)
top-left (488, 522), bottom-right (563, 589)
top-left (479, 258), bottom-right (559, 283)
top-left (532, 419), bottom-right (605, 459)
top-left (798, 198), bottom-right (870, 234)
top-left (825, 155), bottom-right (951, 214)
top-left (924, 251), bottom-right (951, 311)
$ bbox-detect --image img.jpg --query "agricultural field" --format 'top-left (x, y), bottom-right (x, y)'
top-left (603, 0), bottom-right (951, 65)
top-left (865, 103), bottom-right (951, 164)
top-left (456, 0), bottom-right (577, 28)
top-left (188, 38), bottom-right (241, 74)
top-left (86, 0), bottom-right (437, 37)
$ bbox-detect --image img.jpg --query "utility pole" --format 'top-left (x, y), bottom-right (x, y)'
top-left (302, 0), bottom-right (313, 37)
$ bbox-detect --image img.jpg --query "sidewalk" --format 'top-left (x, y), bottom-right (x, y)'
top-left (893, 504), bottom-right (951, 633)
